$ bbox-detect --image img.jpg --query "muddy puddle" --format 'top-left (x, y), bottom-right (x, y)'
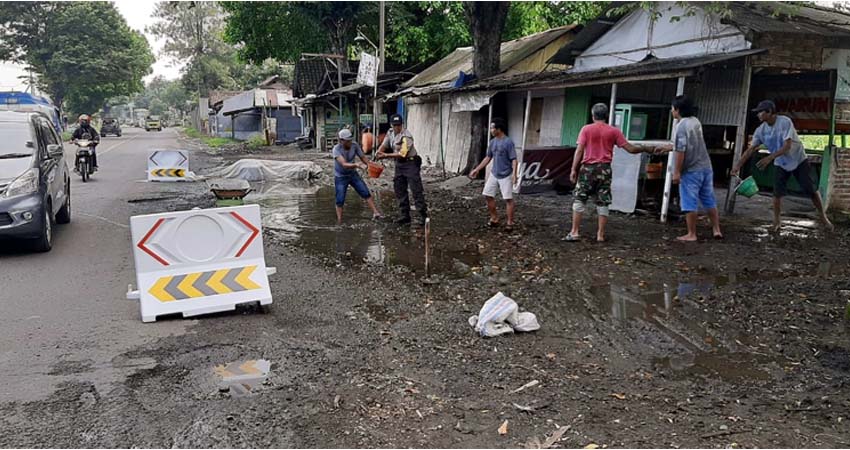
top-left (245, 183), bottom-right (480, 275)
top-left (590, 265), bottom-right (837, 381)
top-left (214, 359), bottom-right (271, 397)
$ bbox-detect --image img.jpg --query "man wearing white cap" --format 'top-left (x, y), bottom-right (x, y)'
top-left (332, 128), bottom-right (383, 224)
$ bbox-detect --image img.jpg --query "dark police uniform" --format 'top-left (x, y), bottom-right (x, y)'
top-left (381, 125), bottom-right (428, 224)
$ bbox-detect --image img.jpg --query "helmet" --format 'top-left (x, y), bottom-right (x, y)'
top-left (78, 114), bottom-right (90, 125)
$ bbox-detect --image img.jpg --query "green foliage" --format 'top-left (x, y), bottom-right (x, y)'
top-left (182, 126), bottom-right (203, 139)
top-left (503, 2), bottom-right (606, 41)
top-left (0, 2), bottom-right (154, 115)
top-left (800, 135), bottom-right (831, 150)
top-left (151, 1), bottom-right (291, 96)
top-left (246, 134), bottom-right (266, 150)
top-left (382, 2), bottom-right (471, 66)
top-left (181, 126), bottom-right (238, 147)
top-left (222, 2), bottom-right (329, 64)
top-left (130, 76), bottom-right (191, 122)
top-left (205, 137), bottom-right (239, 148)
top-left (222, 1), bottom-right (605, 68)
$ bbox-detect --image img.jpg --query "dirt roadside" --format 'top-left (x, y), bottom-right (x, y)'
top-left (1, 137), bottom-right (848, 448)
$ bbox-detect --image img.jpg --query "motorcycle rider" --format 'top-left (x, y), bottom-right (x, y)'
top-left (71, 114), bottom-right (100, 170)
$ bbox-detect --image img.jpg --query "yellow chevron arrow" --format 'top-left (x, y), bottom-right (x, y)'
top-left (235, 266), bottom-right (261, 290)
top-left (149, 276), bottom-right (175, 302)
top-left (207, 268), bottom-right (233, 294)
top-left (177, 271), bottom-right (204, 298)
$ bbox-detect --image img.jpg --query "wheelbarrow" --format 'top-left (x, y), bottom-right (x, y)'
top-left (208, 178), bottom-right (252, 207)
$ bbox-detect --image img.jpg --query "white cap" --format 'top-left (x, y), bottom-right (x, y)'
top-left (338, 129), bottom-right (353, 141)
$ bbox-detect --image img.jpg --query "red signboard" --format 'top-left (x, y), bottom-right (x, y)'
top-left (751, 71), bottom-right (850, 133)
top-left (518, 146), bottom-right (576, 194)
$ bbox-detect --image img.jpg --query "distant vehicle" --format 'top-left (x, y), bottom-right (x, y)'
top-left (0, 110), bottom-right (71, 252)
top-left (100, 117), bottom-right (122, 137)
top-left (145, 115), bottom-right (162, 132)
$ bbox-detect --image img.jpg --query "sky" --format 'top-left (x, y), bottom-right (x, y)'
top-left (0, 0), bottom-right (182, 93)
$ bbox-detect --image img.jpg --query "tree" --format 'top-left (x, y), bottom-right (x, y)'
top-left (0, 2), bottom-right (154, 114)
top-left (222, 2), bottom-right (329, 64)
top-left (462, 2), bottom-right (510, 79)
top-left (149, 1), bottom-right (236, 96)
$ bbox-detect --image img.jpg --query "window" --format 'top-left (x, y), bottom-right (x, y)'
top-left (0, 121), bottom-right (34, 156)
top-left (39, 117), bottom-right (59, 146)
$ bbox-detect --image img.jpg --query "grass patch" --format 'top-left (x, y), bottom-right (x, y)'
top-left (182, 127), bottom-right (202, 139)
top-left (181, 127), bottom-right (238, 148)
top-left (246, 134), bottom-right (266, 150)
top-left (206, 137), bottom-right (239, 148)
top-left (61, 131), bottom-right (73, 142)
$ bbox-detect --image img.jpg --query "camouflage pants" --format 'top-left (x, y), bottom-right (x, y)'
top-left (573, 163), bottom-right (612, 206)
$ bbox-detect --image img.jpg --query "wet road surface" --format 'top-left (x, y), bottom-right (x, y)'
top-left (0, 127), bottom-right (192, 402)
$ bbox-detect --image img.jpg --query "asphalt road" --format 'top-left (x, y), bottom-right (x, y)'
top-left (0, 127), bottom-right (193, 402)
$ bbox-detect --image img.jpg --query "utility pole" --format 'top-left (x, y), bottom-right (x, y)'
top-left (379, 1), bottom-right (386, 74)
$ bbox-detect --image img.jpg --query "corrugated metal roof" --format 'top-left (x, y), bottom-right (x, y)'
top-left (550, 2), bottom-right (850, 66)
top-left (209, 90), bottom-right (242, 108)
top-left (402, 25), bottom-right (578, 89)
top-left (425, 48), bottom-right (766, 95)
top-left (725, 2), bottom-right (850, 36)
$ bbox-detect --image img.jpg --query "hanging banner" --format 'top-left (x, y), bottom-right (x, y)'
top-left (518, 146), bottom-right (575, 194)
top-left (357, 52), bottom-right (378, 87)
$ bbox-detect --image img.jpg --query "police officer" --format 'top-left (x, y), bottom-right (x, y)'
top-left (377, 114), bottom-right (428, 225)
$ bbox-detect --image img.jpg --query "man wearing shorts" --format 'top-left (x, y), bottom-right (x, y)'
top-left (732, 100), bottom-right (833, 232)
top-left (565, 103), bottom-right (651, 243)
top-left (332, 129), bottom-right (383, 224)
top-left (662, 95), bottom-right (723, 242)
top-left (469, 118), bottom-right (518, 230)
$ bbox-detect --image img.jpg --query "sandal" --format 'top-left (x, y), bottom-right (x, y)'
top-left (561, 233), bottom-right (580, 242)
top-left (505, 223), bottom-right (515, 232)
top-left (488, 220), bottom-right (500, 228)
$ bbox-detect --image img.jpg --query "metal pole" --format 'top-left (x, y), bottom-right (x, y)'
top-left (337, 58), bottom-right (344, 130)
top-left (516, 91), bottom-right (532, 190)
top-left (726, 57), bottom-right (752, 214)
top-left (608, 83), bottom-right (618, 126)
top-left (373, 48), bottom-right (380, 155)
top-left (439, 93), bottom-right (445, 177)
top-left (379, 1), bottom-right (386, 74)
top-left (487, 100), bottom-right (494, 134)
top-left (661, 76), bottom-right (686, 223)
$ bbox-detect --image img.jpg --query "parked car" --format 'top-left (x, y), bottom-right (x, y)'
top-left (100, 117), bottom-right (122, 137)
top-left (145, 115), bottom-right (162, 132)
top-left (0, 110), bottom-right (71, 252)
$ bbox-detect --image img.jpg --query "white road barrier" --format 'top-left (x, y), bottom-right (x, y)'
top-left (147, 150), bottom-right (190, 182)
top-left (127, 204), bottom-right (274, 322)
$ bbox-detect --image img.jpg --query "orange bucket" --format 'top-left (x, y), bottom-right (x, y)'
top-left (367, 162), bottom-right (385, 179)
top-left (646, 163), bottom-right (663, 179)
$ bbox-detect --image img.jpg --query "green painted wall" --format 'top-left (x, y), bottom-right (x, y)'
top-left (561, 87), bottom-right (592, 146)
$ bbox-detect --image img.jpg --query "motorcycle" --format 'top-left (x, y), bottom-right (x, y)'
top-left (73, 139), bottom-right (96, 182)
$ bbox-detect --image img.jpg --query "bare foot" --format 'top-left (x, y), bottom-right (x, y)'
top-left (676, 234), bottom-right (698, 242)
top-left (771, 224), bottom-right (781, 233)
top-left (597, 234), bottom-right (606, 243)
top-left (823, 218), bottom-right (835, 232)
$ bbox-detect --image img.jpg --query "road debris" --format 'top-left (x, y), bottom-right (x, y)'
top-left (511, 379), bottom-right (540, 394)
top-left (498, 420), bottom-right (509, 435)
